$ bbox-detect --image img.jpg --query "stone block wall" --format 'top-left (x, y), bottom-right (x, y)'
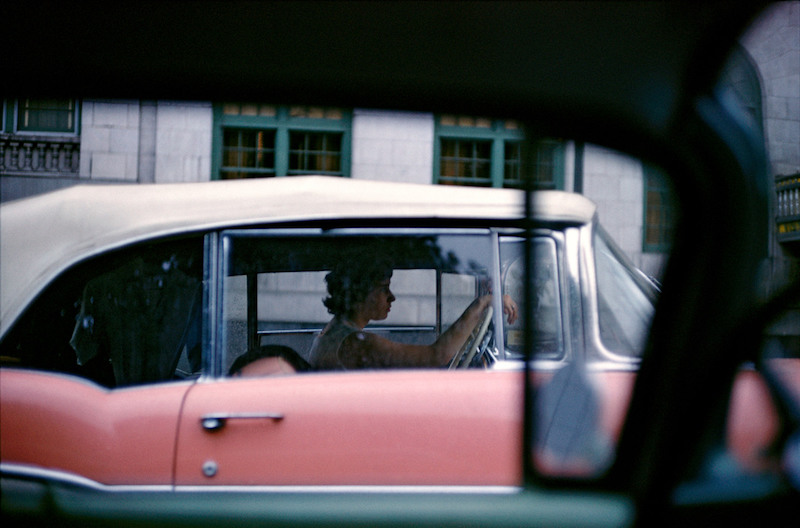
top-left (351, 109), bottom-right (434, 184)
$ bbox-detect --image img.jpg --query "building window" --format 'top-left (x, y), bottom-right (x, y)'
top-left (643, 165), bottom-right (675, 253)
top-left (213, 104), bottom-right (351, 180)
top-left (15, 99), bottom-right (79, 134)
top-left (1, 100), bottom-right (81, 180)
top-left (289, 131), bottom-right (342, 176)
top-left (439, 138), bottom-right (492, 186)
top-left (435, 115), bottom-right (564, 189)
top-left (502, 139), bottom-right (563, 189)
top-left (221, 129), bottom-right (276, 179)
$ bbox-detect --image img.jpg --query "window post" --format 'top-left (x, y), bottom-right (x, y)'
top-left (491, 136), bottom-right (504, 188)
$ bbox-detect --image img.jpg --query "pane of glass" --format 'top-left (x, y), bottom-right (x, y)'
top-left (0, 238), bottom-right (203, 387)
top-left (439, 139), bottom-right (492, 186)
top-left (644, 166), bottom-right (676, 251)
top-left (288, 132), bottom-right (343, 175)
top-left (222, 103), bottom-right (241, 115)
top-left (504, 142), bottom-right (522, 188)
top-left (763, 307), bottom-right (800, 403)
top-left (473, 141), bottom-right (492, 181)
top-left (222, 232), bottom-right (495, 372)
top-left (221, 128), bottom-right (276, 178)
top-left (241, 104), bottom-right (258, 116)
top-left (595, 229), bottom-right (658, 358)
top-left (18, 99), bottom-right (75, 133)
top-left (500, 236), bottom-right (563, 360)
top-left (223, 274), bottom-right (248, 366)
top-left (526, 145), bottom-right (664, 480)
top-left (441, 272), bottom-right (477, 328)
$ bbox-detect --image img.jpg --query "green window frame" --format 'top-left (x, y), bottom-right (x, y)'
top-left (212, 104), bottom-right (351, 180)
top-left (434, 115), bottom-right (564, 189)
top-left (12, 99), bottom-right (79, 135)
top-left (642, 165), bottom-right (675, 253)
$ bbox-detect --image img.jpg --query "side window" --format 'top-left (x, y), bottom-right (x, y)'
top-left (0, 237), bottom-right (204, 387)
top-left (224, 268), bottom-right (447, 376)
top-left (221, 231), bottom-right (496, 375)
top-left (500, 235), bottom-right (564, 360)
top-left (223, 270), bottom-right (331, 370)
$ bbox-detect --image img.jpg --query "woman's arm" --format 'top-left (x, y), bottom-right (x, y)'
top-left (338, 295), bottom-right (494, 368)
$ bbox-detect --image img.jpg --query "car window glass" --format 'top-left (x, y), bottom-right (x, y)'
top-left (500, 236), bottom-right (564, 361)
top-left (740, 303), bottom-right (799, 471)
top-left (441, 272), bottom-right (478, 328)
top-left (595, 229), bottom-right (658, 358)
top-left (672, 299), bottom-right (800, 501)
top-left (525, 144), bottom-right (667, 480)
top-left (221, 231), bottom-right (497, 374)
top-left (0, 237), bottom-right (204, 387)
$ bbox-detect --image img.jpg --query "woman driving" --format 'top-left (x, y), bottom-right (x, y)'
top-left (308, 259), bottom-right (517, 370)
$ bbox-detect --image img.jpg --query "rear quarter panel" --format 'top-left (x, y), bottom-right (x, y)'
top-left (0, 369), bottom-right (191, 485)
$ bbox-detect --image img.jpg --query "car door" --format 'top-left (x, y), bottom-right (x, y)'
top-left (174, 227), bottom-right (524, 487)
top-left (173, 370), bottom-right (521, 487)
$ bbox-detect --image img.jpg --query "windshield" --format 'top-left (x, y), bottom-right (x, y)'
top-left (594, 227), bottom-right (658, 358)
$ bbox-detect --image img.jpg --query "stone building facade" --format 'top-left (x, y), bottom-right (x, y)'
top-left (2, 2), bottom-right (798, 286)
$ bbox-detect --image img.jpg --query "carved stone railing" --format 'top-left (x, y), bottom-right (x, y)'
top-left (0, 134), bottom-right (80, 176)
top-left (776, 172), bottom-right (800, 244)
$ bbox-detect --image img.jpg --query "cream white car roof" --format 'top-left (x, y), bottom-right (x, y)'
top-left (0, 176), bottom-right (595, 334)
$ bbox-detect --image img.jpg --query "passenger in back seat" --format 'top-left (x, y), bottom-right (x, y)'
top-left (229, 344), bottom-right (312, 377)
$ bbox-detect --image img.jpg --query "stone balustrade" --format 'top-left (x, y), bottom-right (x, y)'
top-left (0, 134), bottom-right (80, 176)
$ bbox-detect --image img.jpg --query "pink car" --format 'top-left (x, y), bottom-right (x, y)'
top-left (4, 1), bottom-right (800, 526)
top-left (1, 177), bottom-right (790, 493)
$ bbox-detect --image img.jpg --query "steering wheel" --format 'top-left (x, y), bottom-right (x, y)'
top-left (448, 306), bottom-right (493, 369)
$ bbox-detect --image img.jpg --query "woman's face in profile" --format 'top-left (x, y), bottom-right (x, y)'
top-left (359, 278), bottom-right (395, 321)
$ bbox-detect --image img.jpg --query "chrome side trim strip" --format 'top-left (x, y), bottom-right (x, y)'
top-left (1, 463), bottom-right (172, 492)
top-left (173, 485), bottom-right (521, 494)
top-left (2, 463), bottom-right (520, 495)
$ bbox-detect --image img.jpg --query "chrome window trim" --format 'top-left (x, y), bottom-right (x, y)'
top-left (561, 227), bottom-right (582, 362)
top-left (580, 222), bottom-right (649, 365)
top-left (204, 231), bottom-right (223, 378)
top-left (489, 230), bottom-right (506, 359)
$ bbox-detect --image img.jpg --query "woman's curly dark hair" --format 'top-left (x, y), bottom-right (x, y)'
top-left (323, 258), bottom-right (393, 316)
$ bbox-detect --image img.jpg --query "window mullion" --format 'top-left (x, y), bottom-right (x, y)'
top-left (491, 137), bottom-right (504, 188)
top-left (275, 127), bottom-right (289, 177)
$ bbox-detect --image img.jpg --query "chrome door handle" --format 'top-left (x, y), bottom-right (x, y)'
top-left (200, 412), bottom-right (284, 431)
